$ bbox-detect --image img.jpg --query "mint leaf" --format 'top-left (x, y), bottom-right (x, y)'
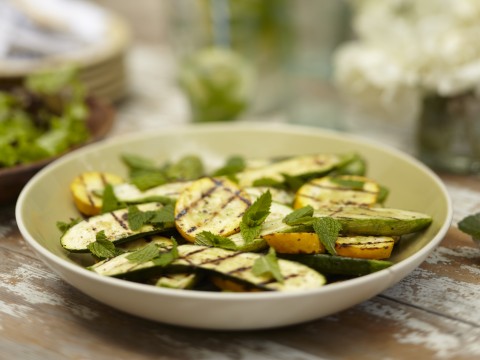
top-left (239, 222), bottom-right (262, 244)
top-left (152, 238), bottom-right (179, 266)
top-left (312, 217), bottom-right (342, 255)
top-left (121, 153), bottom-right (158, 171)
top-left (166, 155), bottom-right (204, 181)
top-left (56, 218), bottom-right (81, 234)
top-left (282, 173), bottom-right (305, 192)
top-left (458, 213), bottom-right (480, 239)
top-left (240, 191), bottom-right (271, 243)
top-left (195, 231), bottom-right (238, 250)
top-left (87, 231), bottom-right (122, 259)
top-left (149, 203), bottom-right (175, 225)
top-left (101, 184), bottom-right (124, 213)
top-left (126, 242), bottom-right (160, 263)
top-left (130, 170), bottom-right (168, 191)
top-left (127, 205), bottom-right (154, 231)
top-left (242, 191), bottom-right (271, 227)
top-left (283, 206), bottom-right (314, 226)
top-left (212, 155), bottom-right (246, 176)
top-left (252, 247), bottom-right (284, 283)
top-left (377, 185), bottom-right (390, 204)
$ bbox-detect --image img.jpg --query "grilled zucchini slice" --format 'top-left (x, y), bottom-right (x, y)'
top-left (90, 244), bottom-right (326, 292)
top-left (113, 181), bottom-right (192, 204)
top-left (174, 177), bottom-right (251, 242)
top-left (313, 206), bottom-right (432, 236)
top-left (61, 202), bottom-right (171, 252)
top-left (294, 175), bottom-right (380, 209)
top-left (280, 253), bottom-right (393, 277)
top-left (236, 153), bottom-right (355, 187)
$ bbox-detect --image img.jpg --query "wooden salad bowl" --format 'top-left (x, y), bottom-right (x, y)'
top-left (0, 97), bottom-right (115, 204)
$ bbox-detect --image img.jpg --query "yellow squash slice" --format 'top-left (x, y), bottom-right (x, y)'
top-left (265, 232), bottom-right (395, 259)
top-left (70, 172), bottom-right (124, 216)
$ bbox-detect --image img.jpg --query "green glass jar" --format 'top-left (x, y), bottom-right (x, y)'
top-left (170, 0), bottom-right (292, 122)
top-left (416, 92), bottom-right (480, 174)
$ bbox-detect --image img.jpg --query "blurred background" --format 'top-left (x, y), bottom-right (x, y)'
top-left (2, 0), bottom-right (480, 174)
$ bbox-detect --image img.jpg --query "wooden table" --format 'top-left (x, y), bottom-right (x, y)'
top-left (1, 45), bottom-right (479, 360)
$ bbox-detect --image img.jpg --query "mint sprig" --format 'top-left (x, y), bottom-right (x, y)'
top-left (195, 231), bottom-right (238, 250)
top-left (282, 205), bottom-right (314, 226)
top-left (101, 184), bottom-right (124, 213)
top-left (252, 247), bottom-right (284, 283)
top-left (312, 217), bottom-right (342, 255)
top-left (87, 230), bottom-right (123, 259)
top-left (212, 155), bottom-right (246, 177)
top-left (240, 191), bottom-right (272, 244)
top-left (126, 238), bottom-right (179, 265)
top-left (149, 203), bottom-right (175, 226)
top-left (458, 213), bottom-right (480, 240)
top-left (56, 217), bottom-right (82, 234)
top-left (127, 205), bottom-right (155, 231)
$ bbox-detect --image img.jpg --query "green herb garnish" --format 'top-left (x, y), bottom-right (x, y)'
top-left (458, 213), bottom-right (480, 240)
top-left (152, 238), bottom-right (179, 266)
top-left (87, 231), bottom-right (123, 259)
top-left (240, 191), bottom-right (271, 244)
top-left (312, 217), bottom-right (342, 255)
top-left (125, 242), bottom-right (161, 263)
top-left (252, 247), bottom-right (284, 283)
top-left (56, 218), bottom-right (82, 233)
top-left (127, 205), bottom-right (155, 231)
top-left (195, 231), bottom-right (238, 250)
top-left (166, 155), bottom-right (204, 181)
top-left (283, 205), bottom-right (314, 226)
top-left (212, 155), bottom-right (246, 176)
top-left (150, 203), bottom-right (175, 226)
top-left (101, 184), bottom-right (124, 213)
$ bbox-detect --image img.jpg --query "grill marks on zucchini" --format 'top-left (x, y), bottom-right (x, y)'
top-left (174, 177), bottom-right (251, 241)
top-left (172, 245), bottom-right (326, 291)
top-left (70, 171), bottom-right (124, 216)
top-left (294, 176), bottom-right (380, 209)
top-left (61, 202), bottom-right (169, 252)
top-left (90, 244), bottom-right (326, 292)
top-left (235, 154), bottom-right (352, 187)
top-left (63, 152), bottom-right (434, 292)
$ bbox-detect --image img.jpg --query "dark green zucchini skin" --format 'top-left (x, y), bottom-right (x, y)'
top-left (313, 206), bottom-right (433, 236)
top-left (280, 253), bottom-right (393, 277)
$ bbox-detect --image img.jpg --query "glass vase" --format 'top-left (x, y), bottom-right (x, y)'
top-left (416, 92), bottom-right (480, 174)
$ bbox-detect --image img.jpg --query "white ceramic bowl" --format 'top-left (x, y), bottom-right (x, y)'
top-left (15, 123), bottom-right (452, 330)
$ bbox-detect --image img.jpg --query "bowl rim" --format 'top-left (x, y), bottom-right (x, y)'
top-left (15, 122), bottom-right (453, 302)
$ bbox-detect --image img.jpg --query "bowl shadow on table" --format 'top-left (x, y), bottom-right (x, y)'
top-left (0, 97), bottom-right (115, 205)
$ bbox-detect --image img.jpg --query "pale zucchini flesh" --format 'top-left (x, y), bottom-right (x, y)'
top-left (113, 181), bottom-right (192, 204)
top-left (174, 177), bottom-right (251, 241)
top-left (61, 202), bottom-right (170, 252)
top-left (294, 175), bottom-right (380, 209)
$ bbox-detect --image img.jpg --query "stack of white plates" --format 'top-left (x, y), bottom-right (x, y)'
top-left (0, 0), bottom-right (130, 102)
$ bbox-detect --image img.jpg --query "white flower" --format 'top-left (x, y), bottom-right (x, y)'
top-left (334, 42), bottom-right (420, 118)
top-left (335, 0), bottom-right (480, 111)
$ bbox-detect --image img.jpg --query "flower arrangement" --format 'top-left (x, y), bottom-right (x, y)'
top-left (334, 0), bottom-right (480, 173)
top-left (334, 0), bottom-right (480, 117)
